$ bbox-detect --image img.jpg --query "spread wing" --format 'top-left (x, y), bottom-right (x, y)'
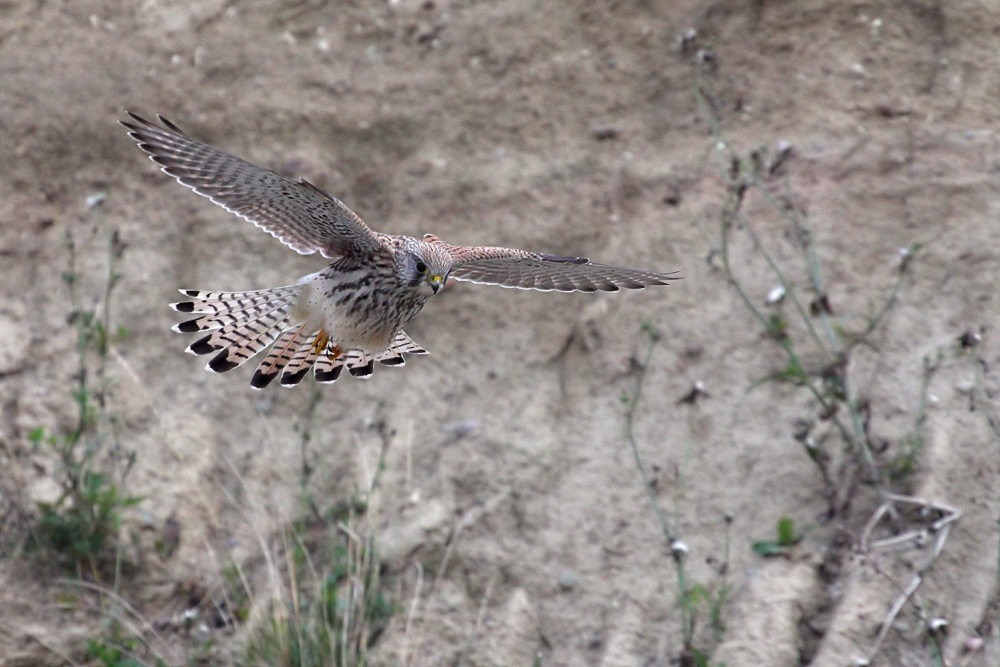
top-left (429, 238), bottom-right (677, 292)
top-left (120, 112), bottom-right (383, 258)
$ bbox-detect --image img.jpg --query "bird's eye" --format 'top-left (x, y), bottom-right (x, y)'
top-left (415, 261), bottom-right (428, 274)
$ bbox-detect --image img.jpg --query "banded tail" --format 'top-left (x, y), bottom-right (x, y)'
top-left (171, 287), bottom-right (428, 389)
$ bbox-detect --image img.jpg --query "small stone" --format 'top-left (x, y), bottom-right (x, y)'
top-left (955, 379), bottom-right (974, 395)
top-left (592, 125), bottom-right (620, 141)
top-left (964, 636), bottom-right (984, 653)
top-left (86, 192), bottom-right (107, 209)
top-left (766, 285), bottom-right (786, 304)
top-left (558, 571), bottom-right (578, 591)
top-left (928, 617), bottom-right (948, 634)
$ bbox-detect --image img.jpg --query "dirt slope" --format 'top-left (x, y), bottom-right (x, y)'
top-left (0, 1), bottom-right (997, 666)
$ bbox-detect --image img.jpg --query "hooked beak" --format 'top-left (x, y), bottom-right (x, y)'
top-left (429, 274), bottom-right (444, 293)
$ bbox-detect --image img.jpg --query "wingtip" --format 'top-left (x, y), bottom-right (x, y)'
top-left (155, 114), bottom-right (189, 136)
top-left (539, 253), bottom-right (589, 265)
top-left (122, 110), bottom-right (147, 126)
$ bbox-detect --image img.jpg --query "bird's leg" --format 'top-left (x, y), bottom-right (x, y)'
top-left (312, 329), bottom-right (330, 355)
top-left (327, 345), bottom-right (343, 361)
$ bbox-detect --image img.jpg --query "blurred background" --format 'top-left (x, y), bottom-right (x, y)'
top-left (0, 1), bottom-right (997, 665)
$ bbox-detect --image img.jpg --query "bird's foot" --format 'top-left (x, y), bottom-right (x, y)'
top-left (312, 329), bottom-right (330, 355)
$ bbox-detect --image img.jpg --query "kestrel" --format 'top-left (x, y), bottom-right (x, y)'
top-left (121, 112), bottom-right (676, 389)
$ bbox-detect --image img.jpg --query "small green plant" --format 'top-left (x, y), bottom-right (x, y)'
top-left (25, 222), bottom-right (142, 580)
top-left (85, 621), bottom-right (168, 667)
top-left (87, 638), bottom-right (151, 667)
top-left (88, 638), bottom-right (144, 667)
top-left (752, 517), bottom-right (805, 557)
top-left (31, 427), bottom-right (143, 574)
top-left (681, 580), bottom-right (730, 667)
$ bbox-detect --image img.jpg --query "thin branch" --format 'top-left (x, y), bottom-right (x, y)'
top-left (859, 492), bottom-right (962, 662)
top-left (623, 327), bottom-right (693, 642)
top-left (624, 330), bottom-right (676, 545)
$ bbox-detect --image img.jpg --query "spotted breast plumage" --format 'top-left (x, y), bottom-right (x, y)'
top-left (121, 112), bottom-right (677, 389)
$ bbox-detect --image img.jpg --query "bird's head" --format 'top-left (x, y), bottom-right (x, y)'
top-left (400, 240), bottom-right (453, 296)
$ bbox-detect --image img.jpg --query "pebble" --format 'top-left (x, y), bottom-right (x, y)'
top-left (558, 571), bottom-right (578, 591)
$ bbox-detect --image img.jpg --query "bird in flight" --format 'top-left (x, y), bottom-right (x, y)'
top-left (121, 112), bottom-right (676, 389)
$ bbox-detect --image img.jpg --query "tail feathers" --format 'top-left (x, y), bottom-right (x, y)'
top-left (174, 288), bottom-right (431, 386)
top-left (313, 349), bottom-right (377, 383)
top-left (207, 321), bottom-right (288, 373)
top-left (174, 299), bottom-right (291, 334)
top-left (250, 325), bottom-right (307, 389)
top-left (314, 351), bottom-right (345, 384)
top-left (171, 286), bottom-right (300, 315)
top-left (279, 333), bottom-right (321, 387)
top-left (372, 331), bottom-right (428, 366)
top-left (174, 285), bottom-right (301, 377)
top-left (375, 349), bottom-right (405, 367)
top-left (344, 350), bottom-right (376, 378)
top-left (387, 330), bottom-right (428, 357)
top-left (186, 304), bottom-right (291, 356)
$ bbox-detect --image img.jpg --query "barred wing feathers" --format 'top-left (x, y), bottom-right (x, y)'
top-left (437, 242), bottom-right (677, 293)
top-left (120, 112), bottom-right (382, 259)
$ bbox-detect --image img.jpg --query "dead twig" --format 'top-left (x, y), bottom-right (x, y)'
top-left (860, 492), bottom-right (962, 661)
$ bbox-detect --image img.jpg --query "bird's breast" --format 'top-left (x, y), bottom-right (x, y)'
top-left (293, 268), bottom-right (429, 353)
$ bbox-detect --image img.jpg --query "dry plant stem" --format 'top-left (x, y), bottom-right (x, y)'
top-left (64, 231), bottom-right (90, 445)
top-left (694, 61), bottom-right (826, 346)
top-left (971, 354), bottom-right (1000, 632)
top-left (399, 561), bottom-right (424, 666)
top-left (748, 180), bottom-right (838, 350)
top-left (859, 492), bottom-right (962, 552)
top-left (623, 331), bottom-right (693, 638)
top-left (625, 334), bottom-right (676, 546)
top-left (748, 180), bottom-right (911, 481)
top-left (732, 205), bottom-right (827, 353)
top-left (696, 67), bottom-right (883, 485)
top-left (338, 505), bottom-right (378, 660)
top-left (399, 500), bottom-right (482, 663)
top-left (859, 492), bottom-right (962, 661)
top-left (282, 530), bottom-right (301, 640)
top-left (456, 570), bottom-right (498, 666)
top-left (867, 522), bottom-right (955, 661)
top-left (367, 418), bottom-right (393, 495)
top-left (56, 578), bottom-right (174, 661)
top-left (718, 189), bottom-right (870, 477)
top-left (754, 180), bottom-right (907, 354)
top-left (219, 454), bottom-right (287, 614)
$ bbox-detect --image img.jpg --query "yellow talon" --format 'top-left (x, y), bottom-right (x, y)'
top-left (327, 345), bottom-right (343, 361)
top-left (312, 330), bottom-right (330, 355)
